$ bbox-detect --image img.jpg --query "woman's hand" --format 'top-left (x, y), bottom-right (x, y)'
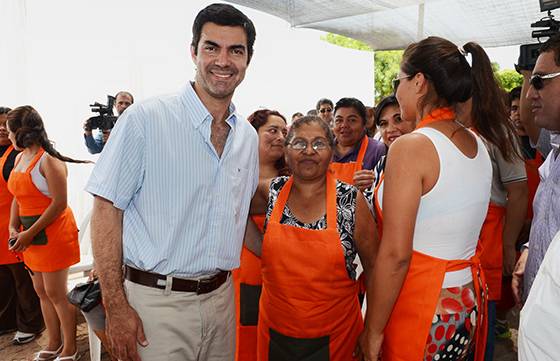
top-left (8, 226), bottom-right (19, 239)
top-left (355, 329), bottom-right (383, 361)
top-left (353, 170), bottom-right (375, 192)
top-left (9, 230), bottom-right (34, 252)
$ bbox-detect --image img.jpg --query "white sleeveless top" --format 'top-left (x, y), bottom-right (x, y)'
top-left (377, 127), bottom-right (492, 287)
top-left (30, 152), bottom-right (51, 197)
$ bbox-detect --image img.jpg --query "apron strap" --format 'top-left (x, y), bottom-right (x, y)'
top-left (269, 175), bottom-right (338, 232)
top-left (355, 135), bottom-right (369, 167)
top-left (25, 148), bottom-right (45, 174)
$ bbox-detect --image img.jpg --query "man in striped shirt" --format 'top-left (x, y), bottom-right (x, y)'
top-left (86, 4), bottom-right (259, 361)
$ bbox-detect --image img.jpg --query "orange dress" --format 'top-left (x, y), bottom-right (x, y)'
top-left (7, 149), bottom-right (80, 272)
top-left (375, 108), bottom-right (488, 361)
top-left (257, 174), bottom-right (363, 361)
top-left (233, 214), bottom-right (265, 361)
top-left (0, 145), bottom-right (21, 265)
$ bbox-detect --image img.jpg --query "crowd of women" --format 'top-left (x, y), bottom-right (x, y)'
top-left (0, 34), bottom-right (538, 361)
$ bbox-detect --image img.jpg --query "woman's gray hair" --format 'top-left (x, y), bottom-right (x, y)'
top-left (285, 116), bottom-right (335, 147)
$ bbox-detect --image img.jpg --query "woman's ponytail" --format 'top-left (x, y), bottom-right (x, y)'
top-left (463, 42), bottom-right (521, 162)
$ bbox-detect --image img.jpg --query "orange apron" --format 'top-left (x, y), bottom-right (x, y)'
top-left (233, 214), bottom-right (265, 361)
top-left (257, 174), bottom-right (363, 361)
top-left (7, 149), bottom-right (80, 272)
top-left (376, 108), bottom-right (488, 361)
top-left (329, 135), bottom-right (369, 184)
top-left (477, 203), bottom-right (506, 301)
top-left (0, 145), bottom-right (21, 265)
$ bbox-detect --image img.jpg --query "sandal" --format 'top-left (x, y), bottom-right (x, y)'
top-left (33, 344), bottom-right (63, 361)
top-left (54, 351), bottom-right (80, 361)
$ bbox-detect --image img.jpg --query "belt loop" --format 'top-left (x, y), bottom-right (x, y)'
top-left (164, 275), bottom-right (173, 295)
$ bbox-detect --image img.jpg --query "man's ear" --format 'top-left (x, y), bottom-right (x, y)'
top-left (190, 45), bottom-right (197, 63)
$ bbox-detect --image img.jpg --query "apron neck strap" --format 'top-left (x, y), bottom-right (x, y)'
top-left (270, 174), bottom-right (338, 231)
top-left (25, 148), bottom-right (45, 174)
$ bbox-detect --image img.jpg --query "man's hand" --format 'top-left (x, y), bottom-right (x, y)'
top-left (83, 119), bottom-right (93, 135)
top-left (353, 170), bottom-right (375, 192)
top-left (512, 248), bottom-right (529, 306)
top-left (106, 303), bottom-right (148, 361)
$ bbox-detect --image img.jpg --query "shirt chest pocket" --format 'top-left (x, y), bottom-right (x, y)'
top-left (227, 167), bottom-right (249, 212)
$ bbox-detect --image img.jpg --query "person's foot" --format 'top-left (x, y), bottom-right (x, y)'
top-left (12, 330), bottom-right (37, 345)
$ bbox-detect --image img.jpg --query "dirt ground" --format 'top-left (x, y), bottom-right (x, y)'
top-left (0, 312), bottom-right (518, 361)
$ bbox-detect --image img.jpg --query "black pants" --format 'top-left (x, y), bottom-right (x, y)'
top-left (0, 263), bottom-right (44, 333)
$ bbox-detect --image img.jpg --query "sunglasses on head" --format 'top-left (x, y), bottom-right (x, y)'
top-left (529, 71), bottom-right (560, 90)
top-left (319, 108), bottom-right (332, 113)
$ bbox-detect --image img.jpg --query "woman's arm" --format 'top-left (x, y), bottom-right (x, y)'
top-left (11, 154), bottom-right (68, 251)
top-left (250, 177), bottom-right (274, 215)
top-left (361, 134), bottom-right (431, 358)
top-left (353, 191), bottom-right (379, 284)
top-left (243, 216), bottom-right (264, 256)
top-left (9, 198), bottom-right (21, 238)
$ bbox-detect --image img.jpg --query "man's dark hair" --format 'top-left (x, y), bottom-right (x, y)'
top-left (115, 91), bottom-right (134, 103)
top-left (0, 107), bottom-right (12, 115)
top-left (334, 97), bottom-right (367, 125)
top-left (539, 33), bottom-right (560, 66)
top-left (191, 3), bottom-right (256, 64)
top-left (315, 98), bottom-right (333, 111)
top-left (508, 87), bottom-right (522, 107)
top-left (374, 95), bottom-right (399, 126)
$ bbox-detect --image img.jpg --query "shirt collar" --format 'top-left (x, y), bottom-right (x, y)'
top-left (182, 82), bottom-right (238, 129)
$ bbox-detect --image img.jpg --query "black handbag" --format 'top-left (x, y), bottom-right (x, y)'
top-left (67, 279), bottom-right (102, 312)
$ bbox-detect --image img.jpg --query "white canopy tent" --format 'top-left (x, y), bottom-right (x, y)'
top-left (227, 0), bottom-right (559, 50)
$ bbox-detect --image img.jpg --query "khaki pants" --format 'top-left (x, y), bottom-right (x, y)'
top-left (124, 275), bottom-right (235, 361)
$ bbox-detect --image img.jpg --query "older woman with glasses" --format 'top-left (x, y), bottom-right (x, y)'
top-left (245, 116), bottom-right (378, 361)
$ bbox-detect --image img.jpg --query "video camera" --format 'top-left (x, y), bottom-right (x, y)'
top-left (86, 95), bottom-right (118, 131)
top-left (517, 0), bottom-right (560, 71)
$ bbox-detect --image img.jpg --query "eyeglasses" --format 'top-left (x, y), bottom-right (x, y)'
top-left (288, 138), bottom-right (330, 151)
top-left (392, 75), bottom-right (412, 91)
top-left (319, 108), bottom-right (332, 113)
top-left (529, 71), bottom-right (560, 90)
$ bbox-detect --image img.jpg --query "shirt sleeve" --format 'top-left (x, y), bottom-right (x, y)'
top-left (85, 108), bottom-right (146, 210)
top-left (84, 133), bottom-right (103, 154)
top-left (494, 144), bottom-right (527, 184)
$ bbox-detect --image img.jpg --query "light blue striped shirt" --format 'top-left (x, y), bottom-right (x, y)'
top-left (86, 83), bottom-right (259, 277)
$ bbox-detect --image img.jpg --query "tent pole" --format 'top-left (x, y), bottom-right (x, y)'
top-left (417, 1), bottom-right (425, 41)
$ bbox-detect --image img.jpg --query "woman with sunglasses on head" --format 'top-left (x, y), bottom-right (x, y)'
top-left (7, 106), bottom-right (88, 361)
top-left (360, 37), bottom-right (520, 361)
top-left (246, 116), bottom-right (378, 361)
top-left (330, 98), bottom-right (386, 194)
top-left (233, 109), bottom-right (289, 361)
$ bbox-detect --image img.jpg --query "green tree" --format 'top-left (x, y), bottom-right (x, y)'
top-left (495, 69), bottom-right (523, 92)
top-left (374, 51), bottom-right (403, 102)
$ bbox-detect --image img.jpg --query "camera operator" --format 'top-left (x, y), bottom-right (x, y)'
top-left (83, 91), bottom-right (134, 154)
